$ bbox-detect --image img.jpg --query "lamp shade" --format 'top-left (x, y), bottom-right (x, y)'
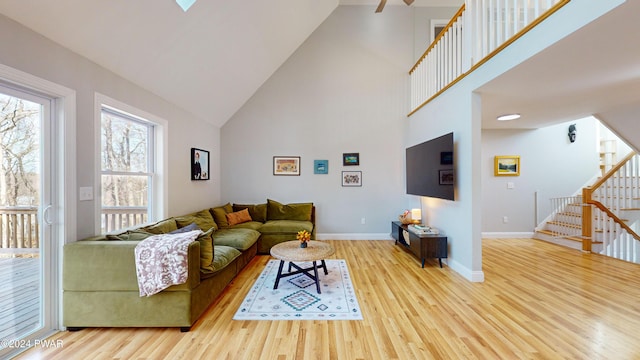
top-left (411, 208), bottom-right (422, 223)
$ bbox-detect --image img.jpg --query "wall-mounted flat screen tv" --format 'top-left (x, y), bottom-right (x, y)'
top-left (406, 132), bottom-right (454, 200)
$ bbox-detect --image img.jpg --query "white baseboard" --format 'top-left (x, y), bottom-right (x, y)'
top-left (447, 258), bottom-right (485, 282)
top-left (481, 232), bottom-right (534, 239)
top-left (316, 233), bottom-right (392, 240)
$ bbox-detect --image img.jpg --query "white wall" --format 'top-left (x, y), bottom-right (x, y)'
top-left (221, 5), bottom-right (414, 238)
top-left (0, 14), bottom-right (221, 240)
top-left (482, 117), bottom-right (600, 235)
top-left (407, 0), bottom-right (625, 281)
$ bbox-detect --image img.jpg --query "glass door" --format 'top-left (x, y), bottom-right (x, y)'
top-left (0, 84), bottom-right (56, 358)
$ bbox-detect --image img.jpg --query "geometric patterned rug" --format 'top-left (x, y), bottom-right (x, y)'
top-left (233, 259), bottom-right (363, 320)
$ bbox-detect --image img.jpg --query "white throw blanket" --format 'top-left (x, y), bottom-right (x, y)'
top-left (134, 230), bottom-right (202, 297)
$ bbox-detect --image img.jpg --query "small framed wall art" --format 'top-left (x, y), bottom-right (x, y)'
top-left (342, 171), bottom-right (362, 187)
top-left (191, 148), bottom-right (210, 180)
top-left (439, 169), bottom-right (454, 185)
top-left (273, 156), bottom-right (301, 176)
top-left (314, 160), bottom-right (328, 174)
top-left (494, 155), bottom-right (520, 176)
top-left (342, 153), bottom-right (359, 166)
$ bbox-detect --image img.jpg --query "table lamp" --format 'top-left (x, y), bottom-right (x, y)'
top-left (411, 208), bottom-right (422, 224)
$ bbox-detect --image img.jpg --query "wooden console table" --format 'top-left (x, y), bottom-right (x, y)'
top-left (391, 221), bottom-right (447, 268)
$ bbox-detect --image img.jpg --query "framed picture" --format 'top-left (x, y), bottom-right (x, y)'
top-left (273, 156), bottom-right (300, 176)
top-left (494, 155), bottom-right (520, 176)
top-left (342, 171), bottom-right (362, 187)
top-left (439, 169), bottom-right (454, 185)
top-left (440, 151), bottom-right (453, 165)
top-left (342, 153), bottom-right (359, 166)
top-left (191, 148), bottom-right (210, 180)
top-left (314, 160), bottom-right (328, 174)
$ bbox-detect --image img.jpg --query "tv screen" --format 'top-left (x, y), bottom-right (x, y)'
top-left (406, 132), bottom-right (454, 200)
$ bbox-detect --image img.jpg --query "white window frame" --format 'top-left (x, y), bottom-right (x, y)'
top-left (95, 93), bottom-right (168, 233)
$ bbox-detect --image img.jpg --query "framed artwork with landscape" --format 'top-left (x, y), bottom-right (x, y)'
top-left (342, 153), bottom-right (359, 166)
top-left (191, 148), bottom-right (210, 180)
top-left (273, 156), bottom-right (301, 176)
top-left (494, 155), bottom-right (520, 176)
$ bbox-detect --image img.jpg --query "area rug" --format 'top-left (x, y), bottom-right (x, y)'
top-left (233, 259), bottom-right (363, 320)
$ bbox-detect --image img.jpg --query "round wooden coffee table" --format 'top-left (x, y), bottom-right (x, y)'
top-left (270, 240), bottom-right (335, 294)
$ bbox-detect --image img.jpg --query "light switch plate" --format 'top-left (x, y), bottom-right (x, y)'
top-left (79, 186), bottom-right (93, 201)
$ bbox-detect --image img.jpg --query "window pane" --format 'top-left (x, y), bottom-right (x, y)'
top-left (101, 174), bottom-right (149, 233)
top-left (101, 111), bottom-right (148, 172)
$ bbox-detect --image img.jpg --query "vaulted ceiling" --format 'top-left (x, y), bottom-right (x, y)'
top-left (3, 1), bottom-right (634, 135)
top-left (0, 0), bottom-right (460, 127)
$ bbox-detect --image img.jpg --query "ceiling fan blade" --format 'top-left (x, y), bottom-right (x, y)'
top-left (403, 0), bottom-right (415, 5)
top-left (375, 0), bottom-right (386, 13)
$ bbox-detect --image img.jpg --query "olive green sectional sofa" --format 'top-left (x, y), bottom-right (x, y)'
top-left (63, 199), bottom-right (315, 332)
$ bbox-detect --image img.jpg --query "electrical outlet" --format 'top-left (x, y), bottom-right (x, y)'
top-left (361, 217), bottom-right (366, 225)
top-left (503, 216), bottom-right (509, 224)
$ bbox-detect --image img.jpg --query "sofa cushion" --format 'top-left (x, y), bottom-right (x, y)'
top-left (226, 208), bottom-right (252, 226)
top-left (105, 229), bottom-right (155, 241)
top-left (201, 245), bottom-right (241, 274)
top-left (213, 228), bottom-right (260, 251)
top-left (175, 209), bottom-right (218, 231)
top-left (267, 199), bottom-right (313, 221)
top-left (233, 203), bottom-right (267, 222)
top-left (197, 228), bottom-right (215, 269)
top-left (143, 218), bottom-right (178, 234)
top-left (211, 203), bottom-right (233, 228)
top-left (260, 220), bottom-right (314, 234)
top-left (229, 221), bottom-right (263, 231)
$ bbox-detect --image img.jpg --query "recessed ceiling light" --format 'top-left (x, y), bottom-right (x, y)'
top-left (497, 113), bottom-right (521, 121)
top-left (176, 0), bottom-right (196, 12)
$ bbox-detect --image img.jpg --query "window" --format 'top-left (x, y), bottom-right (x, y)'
top-left (100, 106), bottom-right (155, 233)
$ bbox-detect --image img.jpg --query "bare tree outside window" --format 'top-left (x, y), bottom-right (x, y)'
top-left (101, 109), bottom-right (153, 233)
top-left (0, 93), bottom-right (41, 251)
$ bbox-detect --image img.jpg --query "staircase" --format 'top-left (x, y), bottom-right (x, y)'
top-left (536, 151), bottom-right (640, 263)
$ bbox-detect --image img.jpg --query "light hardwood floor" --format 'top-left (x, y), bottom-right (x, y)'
top-left (14, 238), bottom-right (640, 359)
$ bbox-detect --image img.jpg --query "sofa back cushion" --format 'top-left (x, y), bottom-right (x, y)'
top-left (211, 203), bottom-right (234, 228)
top-left (267, 199), bottom-right (313, 221)
top-left (233, 203), bottom-right (267, 222)
top-left (175, 209), bottom-right (218, 231)
top-left (143, 218), bottom-right (178, 234)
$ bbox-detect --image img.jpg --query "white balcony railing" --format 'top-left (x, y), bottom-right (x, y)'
top-left (101, 206), bottom-right (148, 233)
top-left (410, 0), bottom-right (568, 115)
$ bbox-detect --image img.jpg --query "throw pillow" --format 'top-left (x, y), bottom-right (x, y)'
top-left (211, 203), bottom-right (233, 228)
top-left (233, 203), bottom-right (267, 222)
top-left (197, 228), bottom-right (215, 270)
top-left (267, 199), bottom-right (313, 221)
top-left (175, 209), bottom-right (218, 231)
top-left (169, 222), bottom-right (200, 234)
top-left (226, 208), bottom-right (252, 226)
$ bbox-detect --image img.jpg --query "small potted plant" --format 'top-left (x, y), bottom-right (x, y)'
top-left (297, 230), bottom-right (311, 248)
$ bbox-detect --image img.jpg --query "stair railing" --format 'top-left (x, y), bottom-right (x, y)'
top-left (409, 0), bottom-right (569, 115)
top-left (583, 151), bottom-right (640, 261)
top-left (547, 195), bottom-right (582, 239)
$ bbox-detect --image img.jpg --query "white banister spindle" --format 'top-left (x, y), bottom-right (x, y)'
top-left (409, 0), bottom-right (565, 113)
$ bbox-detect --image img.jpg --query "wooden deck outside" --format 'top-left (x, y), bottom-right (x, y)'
top-left (0, 257), bottom-right (40, 343)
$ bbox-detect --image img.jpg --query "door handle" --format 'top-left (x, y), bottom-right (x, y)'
top-left (43, 204), bottom-right (53, 226)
